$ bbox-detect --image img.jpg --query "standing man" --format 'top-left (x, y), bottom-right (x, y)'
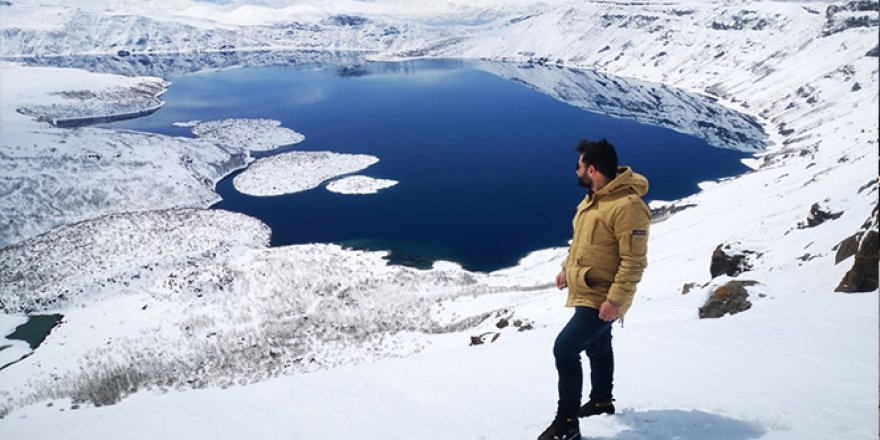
top-left (538, 139), bottom-right (651, 440)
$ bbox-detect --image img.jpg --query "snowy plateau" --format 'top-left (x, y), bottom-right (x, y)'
top-left (0, 0), bottom-right (877, 439)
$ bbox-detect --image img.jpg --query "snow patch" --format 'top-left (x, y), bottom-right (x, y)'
top-left (172, 120), bottom-right (201, 128)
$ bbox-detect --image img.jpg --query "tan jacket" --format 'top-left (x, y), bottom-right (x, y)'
top-left (562, 167), bottom-right (651, 318)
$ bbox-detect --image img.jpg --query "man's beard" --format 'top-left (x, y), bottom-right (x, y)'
top-left (578, 175), bottom-right (592, 191)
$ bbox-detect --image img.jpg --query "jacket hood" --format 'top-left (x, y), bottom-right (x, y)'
top-left (596, 166), bottom-right (649, 198)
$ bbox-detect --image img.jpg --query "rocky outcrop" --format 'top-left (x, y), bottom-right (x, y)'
top-left (470, 332), bottom-right (500, 345)
top-left (823, 1), bottom-right (880, 36)
top-left (835, 233), bottom-right (862, 263)
top-left (681, 282), bottom-right (700, 295)
top-left (799, 202), bottom-right (844, 228)
top-left (652, 203), bottom-right (697, 224)
top-left (710, 244), bottom-right (757, 278)
top-left (835, 203), bottom-right (878, 292)
top-left (836, 230), bottom-right (879, 292)
top-left (699, 280), bottom-right (759, 319)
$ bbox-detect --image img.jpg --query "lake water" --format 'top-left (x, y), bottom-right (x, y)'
top-left (96, 54), bottom-right (762, 272)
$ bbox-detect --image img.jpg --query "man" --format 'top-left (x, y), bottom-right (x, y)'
top-left (538, 139), bottom-right (651, 440)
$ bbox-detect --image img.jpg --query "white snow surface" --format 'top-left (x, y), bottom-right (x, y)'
top-left (232, 151), bottom-right (380, 196)
top-left (326, 175), bottom-right (399, 194)
top-left (0, 0), bottom-right (877, 439)
top-left (0, 314), bottom-right (30, 370)
top-left (0, 65), bottom-right (266, 248)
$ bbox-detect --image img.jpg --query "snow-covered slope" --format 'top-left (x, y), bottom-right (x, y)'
top-left (474, 61), bottom-right (768, 152)
top-left (0, 0), bottom-right (470, 56)
top-left (0, 65), bottom-right (248, 247)
top-left (0, 0), bottom-right (877, 439)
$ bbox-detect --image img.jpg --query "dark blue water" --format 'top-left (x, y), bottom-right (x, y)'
top-left (105, 59), bottom-right (753, 272)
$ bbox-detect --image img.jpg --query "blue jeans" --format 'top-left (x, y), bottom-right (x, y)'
top-left (554, 306), bottom-right (614, 417)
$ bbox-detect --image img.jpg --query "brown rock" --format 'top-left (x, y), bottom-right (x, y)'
top-left (836, 230), bottom-right (879, 292)
top-left (710, 244), bottom-right (753, 278)
top-left (835, 233), bottom-right (861, 264)
top-left (800, 202), bottom-right (843, 228)
top-left (681, 282), bottom-right (699, 295)
top-left (699, 280), bottom-right (759, 319)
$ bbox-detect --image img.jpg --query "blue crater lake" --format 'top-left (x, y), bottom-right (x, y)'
top-left (98, 54), bottom-right (763, 272)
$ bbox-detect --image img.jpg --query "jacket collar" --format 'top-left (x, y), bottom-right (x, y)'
top-left (578, 166), bottom-right (648, 211)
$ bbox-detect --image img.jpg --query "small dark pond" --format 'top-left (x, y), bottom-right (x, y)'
top-left (35, 51), bottom-right (764, 272)
top-left (3, 314), bottom-right (63, 350)
top-left (0, 314), bottom-right (62, 371)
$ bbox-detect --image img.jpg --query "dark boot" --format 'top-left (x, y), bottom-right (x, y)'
top-left (577, 399), bottom-right (615, 418)
top-left (537, 414), bottom-right (580, 440)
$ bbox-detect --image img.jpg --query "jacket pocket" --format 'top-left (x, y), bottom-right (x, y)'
top-left (630, 229), bottom-right (648, 256)
top-left (575, 265), bottom-right (592, 290)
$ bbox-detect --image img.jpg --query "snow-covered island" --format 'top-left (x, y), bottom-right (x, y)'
top-left (232, 151), bottom-right (381, 196)
top-left (326, 175), bottom-right (399, 194)
top-left (0, 1), bottom-right (877, 439)
top-left (190, 118), bottom-right (305, 152)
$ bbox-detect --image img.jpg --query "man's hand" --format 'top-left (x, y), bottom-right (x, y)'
top-left (599, 300), bottom-right (620, 322)
top-left (555, 270), bottom-right (567, 290)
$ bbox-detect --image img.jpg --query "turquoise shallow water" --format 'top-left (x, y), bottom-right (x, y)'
top-left (100, 57), bottom-right (756, 272)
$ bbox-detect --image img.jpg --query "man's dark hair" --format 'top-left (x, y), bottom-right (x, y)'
top-left (576, 138), bottom-right (618, 180)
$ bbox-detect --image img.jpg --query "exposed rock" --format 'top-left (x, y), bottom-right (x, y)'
top-left (512, 319), bottom-right (533, 331)
top-left (710, 244), bottom-right (755, 278)
top-left (825, 0), bottom-right (880, 17)
top-left (836, 230), bottom-right (879, 292)
top-left (470, 332), bottom-right (501, 346)
top-left (857, 179), bottom-right (876, 193)
top-left (835, 233), bottom-right (862, 264)
top-left (823, 1), bottom-right (880, 35)
top-left (651, 203), bottom-right (697, 223)
top-left (799, 202), bottom-right (843, 228)
top-left (496, 318), bottom-right (509, 329)
top-left (324, 15), bottom-right (370, 27)
top-left (681, 282), bottom-right (699, 295)
top-left (699, 280), bottom-right (759, 319)
top-left (711, 11), bottom-right (770, 31)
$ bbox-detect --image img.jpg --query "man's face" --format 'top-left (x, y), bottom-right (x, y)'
top-left (576, 155), bottom-right (593, 190)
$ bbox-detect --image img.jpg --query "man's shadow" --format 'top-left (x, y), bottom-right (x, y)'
top-left (581, 409), bottom-right (767, 440)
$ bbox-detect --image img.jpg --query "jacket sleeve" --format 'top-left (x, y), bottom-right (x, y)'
top-left (607, 200), bottom-right (651, 308)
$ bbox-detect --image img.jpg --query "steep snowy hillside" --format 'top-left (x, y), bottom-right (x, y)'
top-left (0, 0), bottom-right (469, 56)
top-left (0, 0), bottom-right (876, 439)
